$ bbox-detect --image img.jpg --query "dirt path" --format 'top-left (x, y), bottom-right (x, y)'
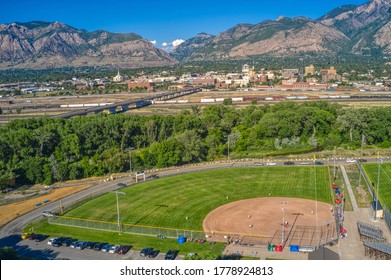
top-left (0, 184), bottom-right (93, 227)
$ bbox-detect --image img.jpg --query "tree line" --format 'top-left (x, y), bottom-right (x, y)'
top-left (1, 101), bottom-right (391, 189)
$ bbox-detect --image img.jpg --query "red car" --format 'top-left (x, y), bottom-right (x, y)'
top-left (117, 245), bottom-right (131, 254)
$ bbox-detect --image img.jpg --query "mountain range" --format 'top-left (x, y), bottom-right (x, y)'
top-left (0, 21), bottom-right (176, 69)
top-left (1, 0), bottom-right (391, 69)
top-left (172, 0), bottom-right (391, 61)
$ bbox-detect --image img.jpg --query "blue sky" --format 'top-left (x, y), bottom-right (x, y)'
top-left (2, 0), bottom-right (367, 50)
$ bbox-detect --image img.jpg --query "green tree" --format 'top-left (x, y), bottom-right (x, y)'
top-left (0, 247), bottom-right (19, 260)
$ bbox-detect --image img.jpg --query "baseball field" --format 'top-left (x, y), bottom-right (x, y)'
top-left (363, 162), bottom-right (391, 209)
top-left (64, 166), bottom-right (333, 233)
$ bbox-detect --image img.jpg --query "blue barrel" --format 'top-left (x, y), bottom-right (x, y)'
top-left (177, 236), bottom-right (186, 244)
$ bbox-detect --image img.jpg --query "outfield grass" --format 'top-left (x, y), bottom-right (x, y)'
top-left (363, 163), bottom-right (391, 209)
top-left (65, 166), bottom-right (332, 230)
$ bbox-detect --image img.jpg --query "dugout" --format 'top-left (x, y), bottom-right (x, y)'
top-left (308, 247), bottom-right (340, 260)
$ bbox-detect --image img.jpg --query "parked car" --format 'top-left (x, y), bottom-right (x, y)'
top-left (165, 250), bottom-right (178, 260)
top-left (284, 161), bottom-right (295, 165)
top-left (266, 162), bottom-right (277, 166)
top-left (93, 242), bottom-right (108, 251)
top-left (47, 238), bottom-right (56, 246)
top-left (76, 241), bottom-right (88, 250)
top-left (346, 158), bottom-right (356, 163)
top-left (70, 241), bottom-right (79, 248)
top-left (101, 244), bottom-right (113, 252)
top-left (28, 233), bottom-right (39, 240)
top-left (86, 242), bottom-right (98, 249)
top-left (62, 238), bottom-right (77, 247)
top-left (21, 232), bottom-right (32, 240)
top-left (33, 234), bottom-right (49, 242)
top-left (30, 234), bottom-right (46, 242)
top-left (140, 247), bottom-right (153, 257)
top-left (315, 161), bottom-right (324, 165)
top-left (117, 245), bottom-right (131, 255)
top-left (359, 158), bottom-right (368, 162)
top-left (148, 249), bottom-right (160, 258)
top-left (52, 237), bottom-right (66, 247)
top-left (300, 162), bottom-right (311, 165)
top-left (254, 162), bottom-right (264, 166)
top-left (109, 245), bottom-right (121, 254)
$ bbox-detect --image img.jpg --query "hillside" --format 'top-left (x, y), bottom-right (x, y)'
top-left (0, 21), bottom-right (176, 69)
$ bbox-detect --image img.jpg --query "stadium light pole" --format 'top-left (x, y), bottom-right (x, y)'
top-left (374, 152), bottom-right (382, 221)
top-left (227, 135), bottom-right (230, 161)
top-left (111, 190), bottom-right (126, 234)
top-left (281, 208), bottom-right (285, 244)
top-left (358, 135), bottom-right (365, 188)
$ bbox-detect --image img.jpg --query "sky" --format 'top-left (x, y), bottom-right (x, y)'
top-left (2, 0), bottom-right (368, 52)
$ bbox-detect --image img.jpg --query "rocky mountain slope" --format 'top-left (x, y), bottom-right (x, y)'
top-left (319, 0), bottom-right (391, 55)
top-left (0, 21), bottom-right (176, 69)
top-left (172, 0), bottom-right (391, 61)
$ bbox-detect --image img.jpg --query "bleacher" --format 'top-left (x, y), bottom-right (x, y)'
top-left (363, 242), bottom-right (391, 260)
top-left (357, 221), bottom-right (385, 242)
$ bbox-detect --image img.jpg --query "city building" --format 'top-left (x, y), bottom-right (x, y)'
top-left (113, 70), bottom-right (124, 82)
top-left (305, 65), bottom-right (315, 76)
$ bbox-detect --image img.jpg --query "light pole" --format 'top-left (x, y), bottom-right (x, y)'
top-left (228, 136), bottom-right (230, 160)
top-left (281, 208), bottom-right (285, 244)
top-left (333, 146), bottom-right (336, 181)
top-left (358, 135), bottom-right (365, 188)
top-left (111, 190), bottom-right (126, 233)
top-left (374, 152), bottom-right (382, 221)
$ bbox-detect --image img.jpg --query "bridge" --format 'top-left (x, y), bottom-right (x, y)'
top-left (51, 86), bottom-right (204, 119)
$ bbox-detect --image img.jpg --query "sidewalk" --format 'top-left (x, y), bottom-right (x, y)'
top-left (340, 165), bottom-right (359, 212)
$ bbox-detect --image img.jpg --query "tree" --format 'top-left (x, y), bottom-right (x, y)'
top-left (223, 98), bottom-right (232, 105)
top-left (0, 247), bottom-right (19, 260)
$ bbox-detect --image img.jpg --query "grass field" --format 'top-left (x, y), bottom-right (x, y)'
top-left (363, 163), bottom-right (391, 209)
top-left (65, 166), bottom-right (332, 231)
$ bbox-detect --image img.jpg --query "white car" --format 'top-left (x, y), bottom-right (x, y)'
top-left (42, 211), bottom-right (54, 217)
top-left (346, 158), bottom-right (356, 163)
top-left (266, 162), bottom-right (277, 166)
top-left (109, 245), bottom-right (121, 254)
top-left (47, 238), bottom-right (56, 245)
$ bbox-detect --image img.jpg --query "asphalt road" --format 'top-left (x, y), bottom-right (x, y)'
top-left (1, 156), bottom-right (389, 259)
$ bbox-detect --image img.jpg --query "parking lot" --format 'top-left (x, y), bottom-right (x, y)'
top-left (18, 238), bottom-right (181, 260)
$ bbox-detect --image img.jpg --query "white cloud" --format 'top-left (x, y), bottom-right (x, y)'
top-left (162, 42), bottom-right (168, 47)
top-left (172, 39), bottom-right (185, 48)
top-left (150, 40), bottom-right (157, 45)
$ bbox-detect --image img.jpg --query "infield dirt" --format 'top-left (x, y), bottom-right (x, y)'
top-left (203, 197), bottom-right (335, 242)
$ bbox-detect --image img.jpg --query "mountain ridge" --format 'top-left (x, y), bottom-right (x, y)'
top-left (0, 21), bottom-right (176, 69)
top-left (172, 0), bottom-right (391, 61)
